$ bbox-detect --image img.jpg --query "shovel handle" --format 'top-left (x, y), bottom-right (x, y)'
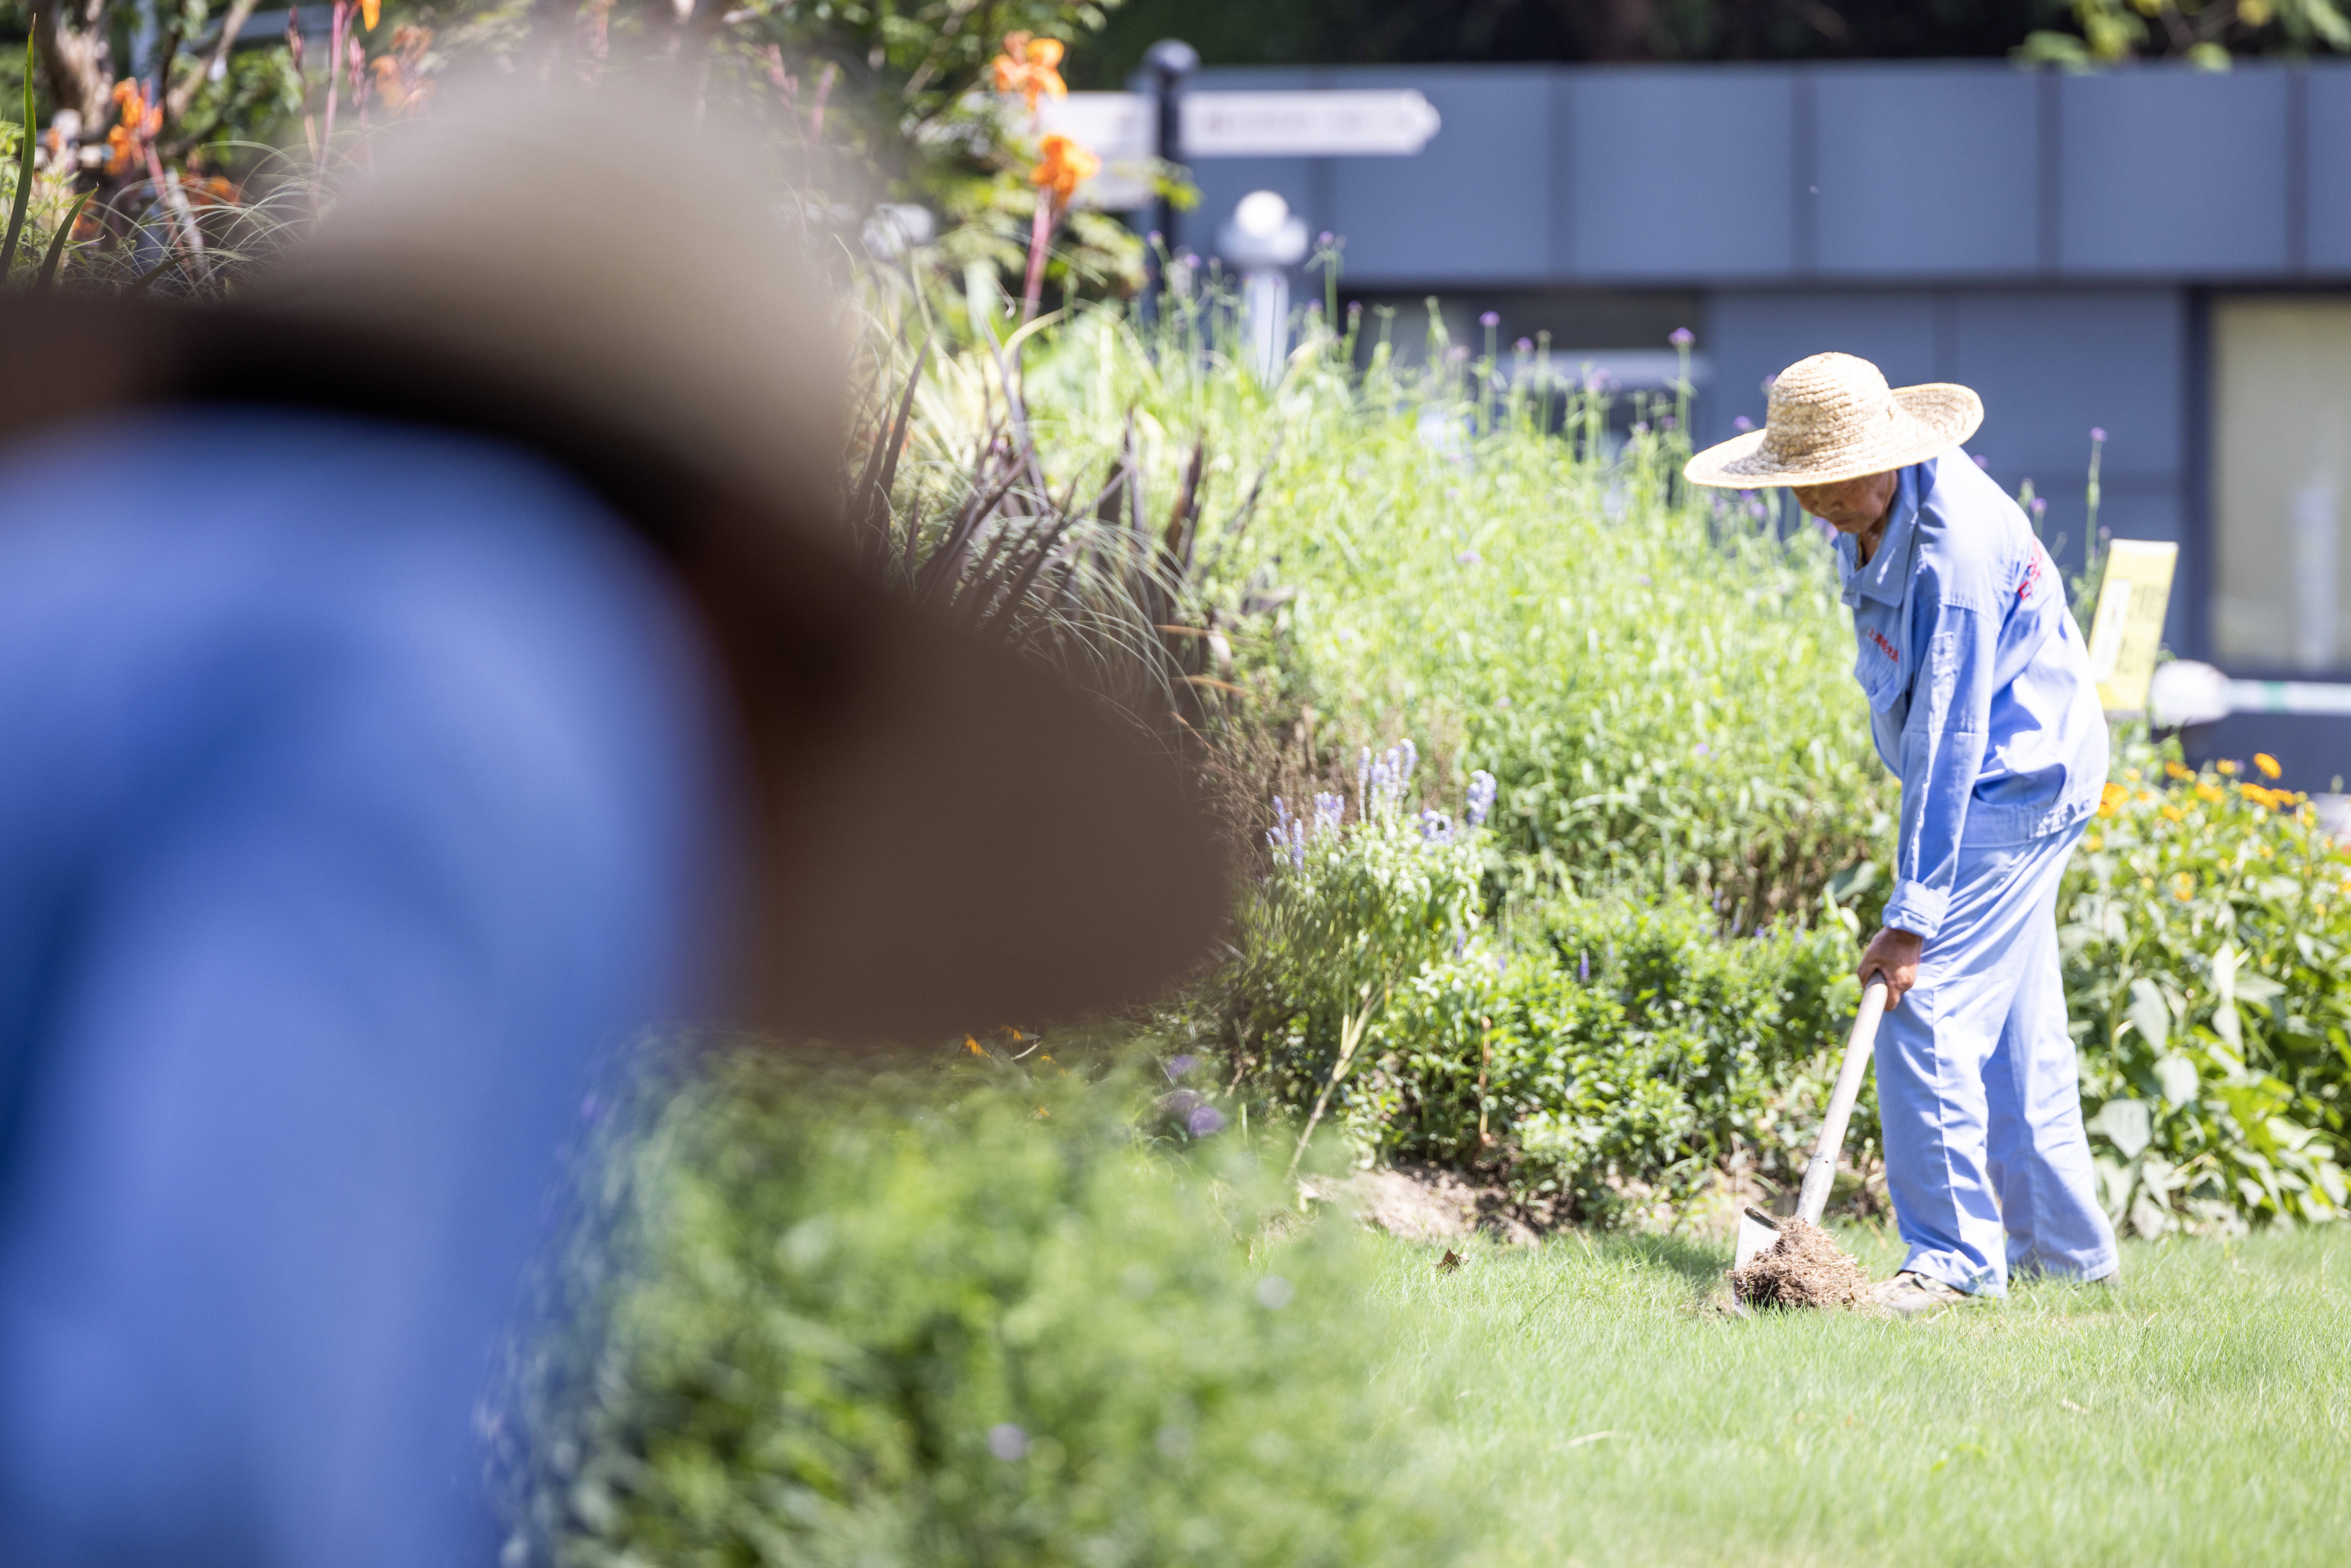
top-left (1795, 977), bottom-right (1890, 1227)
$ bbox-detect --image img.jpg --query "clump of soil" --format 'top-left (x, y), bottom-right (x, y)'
top-left (1732, 1218), bottom-right (1871, 1310)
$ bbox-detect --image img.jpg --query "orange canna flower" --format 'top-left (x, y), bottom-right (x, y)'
top-left (989, 31), bottom-right (1067, 113)
top-left (1031, 131), bottom-right (1099, 204)
top-left (362, 0), bottom-right (381, 29)
top-left (101, 79), bottom-right (163, 176)
top-left (2254, 751), bottom-right (2282, 779)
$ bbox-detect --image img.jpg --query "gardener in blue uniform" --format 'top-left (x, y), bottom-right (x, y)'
top-left (1686, 353), bottom-right (2119, 1314)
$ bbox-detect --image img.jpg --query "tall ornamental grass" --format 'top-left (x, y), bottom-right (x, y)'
top-left (997, 299), bottom-right (1892, 927)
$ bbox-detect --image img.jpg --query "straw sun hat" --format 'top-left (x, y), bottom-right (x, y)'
top-left (0, 76), bottom-right (1226, 1042)
top-left (1684, 352), bottom-right (1983, 489)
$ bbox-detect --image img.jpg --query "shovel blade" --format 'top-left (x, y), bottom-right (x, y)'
top-left (1733, 1207), bottom-right (1782, 1273)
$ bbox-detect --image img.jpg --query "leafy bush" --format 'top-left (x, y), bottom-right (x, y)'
top-left (2065, 746), bottom-right (2351, 1236)
top-left (509, 1053), bottom-right (1461, 1568)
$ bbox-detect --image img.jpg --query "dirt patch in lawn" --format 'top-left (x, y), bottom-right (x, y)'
top-left (1300, 1164), bottom-right (1563, 1246)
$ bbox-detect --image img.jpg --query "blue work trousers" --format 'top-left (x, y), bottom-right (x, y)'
top-left (1875, 822), bottom-right (2118, 1295)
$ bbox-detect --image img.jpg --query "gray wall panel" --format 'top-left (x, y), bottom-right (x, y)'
top-left (2058, 70), bottom-right (2289, 276)
top-left (1568, 68), bottom-right (1798, 281)
top-left (1323, 67), bottom-right (1555, 284)
top-left (1810, 66), bottom-right (2040, 278)
top-left (1945, 290), bottom-right (2183, 488)
top-left (1698, 291), bottom-right (1938, 447)
top-left (2305, 66), bottom-right (2351, 273)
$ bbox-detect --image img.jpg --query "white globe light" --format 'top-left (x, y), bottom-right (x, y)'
top-left (1233, 190), bottom-right (1291, 240)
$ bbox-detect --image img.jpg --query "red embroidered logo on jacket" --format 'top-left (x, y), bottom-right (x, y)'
top-left (2017, 549), bottom-right (2045, 601)
top-left (1867, 628), bottom-right (1900, 663)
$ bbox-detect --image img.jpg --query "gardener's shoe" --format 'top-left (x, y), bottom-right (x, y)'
top-left (1872, 1271), bottom-right (1969, 1316)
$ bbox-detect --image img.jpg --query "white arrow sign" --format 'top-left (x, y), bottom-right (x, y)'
top-left (1180, 89), bottom-right (1443, 158)
top-left (1036, 89), bottom-right (1444, 210)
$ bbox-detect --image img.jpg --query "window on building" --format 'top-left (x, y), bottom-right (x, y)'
top-left (2213, 296), bottom-right (2351, 673)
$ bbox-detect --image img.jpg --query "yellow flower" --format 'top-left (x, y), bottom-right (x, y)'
top-left (2084, 834), bottom-right (2103, 851)
top-left (2099, 781), bottom-right (2128, 817)
top-left (1030, 131), bottom-right (1099, 203)
top-left (2172, 873), bottom-right (2195, 901)
top-left (2196, 782), bottom-right (2224, 803)
top-left (2242, 0), bottom-right (2275, 25)
top-left (2218, 758), bottom-right (2238, 776)
top-left (2126, 768), bottom-right (2143, 782)
top-left (2255, 751), bottom-right (2282, 779)
top-left (2161, 805), bottom-right (2184, 822)
top-left (2164, 761), bottom-right (2194, 781)
top-left (965, 1035), bottom-right (985, 1056)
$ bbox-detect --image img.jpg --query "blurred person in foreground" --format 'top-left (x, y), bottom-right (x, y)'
top-left (0, 82), bottom-right (1223, 1566)
top-left (1686, 353), bottom-right (2118, 1315)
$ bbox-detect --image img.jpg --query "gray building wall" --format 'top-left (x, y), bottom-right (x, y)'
top-left (1164, 60), bottom-right (2351, 786)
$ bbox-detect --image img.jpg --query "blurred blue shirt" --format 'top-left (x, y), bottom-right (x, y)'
top-left (1836, 453), bottom-right (2108, 939)
top-left (0, 412), bottom-right (726, 1566)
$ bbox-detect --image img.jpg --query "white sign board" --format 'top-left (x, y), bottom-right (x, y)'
top-left (1037, 88), bottom-right (1444, 211)
top-left (1182, 89), bottom-right (1442, 157)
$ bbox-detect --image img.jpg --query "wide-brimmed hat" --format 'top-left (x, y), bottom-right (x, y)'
top-left (1684, 352), bottom-right (1983, 489)
top-left (0, 77), bottom-right (1227, 1042)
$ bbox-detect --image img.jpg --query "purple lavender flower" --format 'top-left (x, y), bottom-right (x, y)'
top-left (1318, 230), bottom-right (1334, 245)
top-left (1515, 337), bottom-right (1534, 352)
top-left (1147, 230), bottom-right (1163, 245)
top-left (1670, 327), bottom-right (1694, 348)
top-left (1457, 549), bottom-right (1482, 567)
top-left (1166, 1054), bottom-right (1199, 1080)
top-left (2031, 497), bottom-right (2048, 517)
top-left (1973, 453), bottom-right (1989, 469)
top-left (1694, 742), bottom-right (1711, 757)
top-left (1466, 770), bottom-right (1497, 827)
top-left (1313, 792), bottom-right (1345, 836)
top-left (2091, 427), bottom-right (2107, 443)
top-left (1266, 796), bottom-right (1292, 856)
top-left (1578, 950), bottom-right (1589, 983)
top-left (1630, 421), bottom-right (1649, 436)
top-left (1419, 809), bottom-right (1455, 845)
top-left (1186, 1103), bottom-right (1228, 1137)
top-left (1734, 415), bottom-right (1755, 432)
top-left (1746, 498), bottom-right (1767, 520)
top-left (1288, 820), bottom-right (1306, 869)
top-left (1480, 311), bottom-right (1500, 327)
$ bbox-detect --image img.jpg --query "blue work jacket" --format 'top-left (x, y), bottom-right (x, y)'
top-left (1835, 452), bottom-right (2108, 940)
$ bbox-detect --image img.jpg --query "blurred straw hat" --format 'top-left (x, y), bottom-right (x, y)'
top-left (1684, 352), bottom-right (1982, 488)
top-left (0, 76), bottom-right (1226, 1041)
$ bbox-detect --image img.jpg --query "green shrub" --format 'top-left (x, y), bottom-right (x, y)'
top-left (1280, 891), bottom-right (1864, 1223)
top-left (511, 1054), bottom-right (1461, 1568)
top-left (2064, 745), bottom-right (2351, 1235)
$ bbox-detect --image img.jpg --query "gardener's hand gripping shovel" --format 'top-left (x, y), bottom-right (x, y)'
top-left (1731, 976), bottom-right (1890, 1310)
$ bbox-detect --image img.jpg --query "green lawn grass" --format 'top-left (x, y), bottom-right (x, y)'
top-left (1382, 1223), bottom-right (2351, 1568)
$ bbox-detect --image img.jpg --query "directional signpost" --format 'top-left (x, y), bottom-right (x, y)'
top-left (1037, 86), bottom-right (1444, 209)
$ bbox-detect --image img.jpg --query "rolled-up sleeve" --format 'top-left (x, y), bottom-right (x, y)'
top-left (1883, 597), bottom-right (1996, 940)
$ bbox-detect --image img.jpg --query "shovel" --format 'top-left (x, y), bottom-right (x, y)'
top-left (1733, 976), bottom-right (1890, 1299)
